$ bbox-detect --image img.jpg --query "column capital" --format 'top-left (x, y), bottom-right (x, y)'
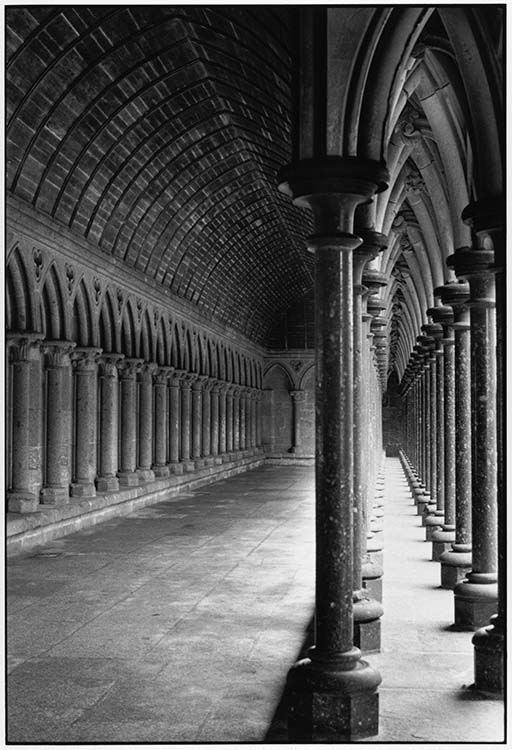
top-left (98, 352), bottom-right (125, 377)
top-left (139, 362), bottom-right (158, 382)
top-left (168, 368), bottom-right (187, 386)
top-left (180, 372), bottom-right (198, 389)
top-left (43, 340), bottom-right (76, 366)
top-left (278, 158), bottom-right (389, 234)
top-left (447, 245), bottom-right (495, 283)
top-left (154, 365), bottom-right (174, 385)
top-left (71, 347), bottom-right (103, 371)
top-left (191, 375), bottom-right (209, 390)
top-left (6, 332), bottom-right (44, 361)
top-left (290, 389), bottom-right (306, 402)
top-left (118, 358), bottom-right (144, 378)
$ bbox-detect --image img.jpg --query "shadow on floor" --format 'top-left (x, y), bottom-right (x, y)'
top-left (263, 615), bottom-right (315, 742)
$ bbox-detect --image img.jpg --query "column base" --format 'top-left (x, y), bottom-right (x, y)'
top-left (204, 456), bottom-right (215, 467)
top-left (70, 481), bottom-right (96, 498)
top-left (96, 475), bottom-right (119, 492)
top-left (431, 529), bottom-right (455, 561)
top-left (182, 461), bottom-right (196, 473)
top-left (424, 514), bottom-right (444, 539)
top-left (137, 468), bottom-right (155, 482)
top-left (287, 648), bottom-right (381, 741)
top-left (153, 465), bottom-right (170, 478)
top-left (40, 487), bottom-right (69, 505)
top-left (169, 462), bottom-right (184, 475)
top-left (194, 458), bottom-right (206, 469)
top-left (439, 548), bottom-right (472, 589)
top-left (362, 558), bottom-right (384, 603)
top-left (454, 580), bottom-right (498, 630)
top-left (7, 492), bottom-right (39, 513)
top-left (472, 616), bottom-right (504, 696)
top-left (117, 471), bottom-right (140, 487)
top-left (353, 595), bottom-right (383, 653)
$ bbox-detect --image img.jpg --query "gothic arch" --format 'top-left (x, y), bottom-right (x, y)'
top-left (41, 264), bottom-right (67, 340)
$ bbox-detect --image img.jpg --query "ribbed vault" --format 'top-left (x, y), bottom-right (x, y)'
top-left (6, 6), bottom-right (313, 345)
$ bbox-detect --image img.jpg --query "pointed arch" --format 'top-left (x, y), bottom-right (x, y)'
top-left (120, 300), bottom-right (137, 357)
top-left (41, 264), bottom-right (67, 340)
top-left (99, 289), bottom-right (117, 354)
top-left (72, 277), bottom-right (95, 347)
top-left (140, 309), bottom-right (153, 362)
top-left (6, 246), bottom-right (33, 332)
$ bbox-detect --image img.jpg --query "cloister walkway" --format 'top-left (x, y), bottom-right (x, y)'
top-left (6, 460), bottom-right (504, 743)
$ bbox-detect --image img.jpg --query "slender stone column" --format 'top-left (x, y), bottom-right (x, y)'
top-left (40, 341), bottom-right (76, 504)
top-left (137, 363), bottom-right (157, 483)
top-left (239, 388), bottom-right (247, 451)
top-left (168, 370), bottom-right (186, 474)
top-left (202, 379), bottom-right (214, 466)
top-left (117, 359), bottom-right (143, 486)
top-left (278, 157), bottom-right (388, 740)
top-left (430, 301), bottom-right (457, 562)
top-left (438, 282), bottom-right (472, 586)
top-left (226, 386), bottom-right (234, 455)
top-left (256, 390), bottom-right (263, 447)
top-left (7, 333), bottom-right (44, 512)
top-left (232, 387), bottom-right (241, 453)
top-left (251, 390), bottom-right (258, 449)
top-left (245, 389), bottom-right (253, 451)
top-left (71, 347), bottom-right (102, 497)
top-left (152, 367), bottom-right (173, 477)
top-left (352, 234), bottom-right (385, 649)
top-left (211, 381), bottom-right (222, 463)
top-left (289, 390), bottom-right (305, 454)
top-left (96, 353), bottom-right (124, 491)
top-left (219, 384), bottom-right (228, 456)
top-left (180, 373), bottom-right (197, 472)
top-left (422, 323), bottom-right (445, 539)
top-left (448, 243), bottom-right (498, 629)
top-left (462, 201), bottom-right (504, 693)
top-left (192, 376), bottom-right (207, 468)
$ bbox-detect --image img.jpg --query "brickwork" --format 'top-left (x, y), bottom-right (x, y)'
top-left (6, 6), bottom-right (312, 344)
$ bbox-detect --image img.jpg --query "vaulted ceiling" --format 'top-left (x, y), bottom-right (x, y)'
top-left (6, 6), bottom-right (313, 345)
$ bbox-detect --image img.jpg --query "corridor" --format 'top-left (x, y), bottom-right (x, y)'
top-left (7, 460), bottom-right (503, 743)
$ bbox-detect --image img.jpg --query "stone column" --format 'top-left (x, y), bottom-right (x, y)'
top-left (40, 340), bottom-right (76, 504)
top-left (226, 386), bottom-right (234, 456)
top-left (278, 157), bottom-right (387, 740)
top-left (71, 347), bottom-right (102, 497)
top-left (430, 300), bottom-right (457, 563)
top-left (255, 390), bottom-right (263, 448)
top-left (152, 367), bottom-right (173, 477)
top-left (7, 333), bottom-right (44, 512)
top-left (245, 388), bottom-right (253, 451)
top-left (168, 370), bottom-right (186, 474)
top-left (289, 390), bottom-right (305, 454)
top-left (352, 234), bottom-right (385, 649)
top-left (462, 201), bottom-right (504, 694)
top-left (438, 282), bottom-right (472, 587)
top-left (448, 243), bottom-right (498, 628)
top-left (97, 353), bottom-right (124, 492)
top-left (137, 363), bottom-right (157, 483)
top-left (232, 387), bottom-right (241, 453)
top-left (202, 379), bottom-right (214, 466)
top-left (117, 358), bottom-right (143, 487)
top-left (251, 390), bottom-right (258, 449)
top-left (241, 388), bottom-right (249, 451)
top-left (180, 373), bottom-right (196, 472)
top-left (211, 381), bottom-right (222, 464)
top-left (422, 323), bottom-right (445, 540)
top-left (191, 376), bottom-right (207, 468)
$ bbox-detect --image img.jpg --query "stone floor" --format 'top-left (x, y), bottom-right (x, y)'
top-left (6, 460), bottom-right (505, 743)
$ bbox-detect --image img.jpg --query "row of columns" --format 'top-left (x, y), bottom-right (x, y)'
top-left (400, 201), bottom-right (504, 695)
top-left (7, 336), bottom-right (263, 512)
